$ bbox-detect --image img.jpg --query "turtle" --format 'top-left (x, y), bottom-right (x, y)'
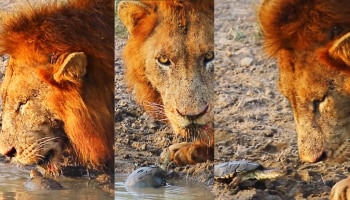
top-left (125, 165), bottom-right (166, 188)
top-left (214, 160), bottom-right (285, 187)
top-left (24, 169), bottom-right (63, 190)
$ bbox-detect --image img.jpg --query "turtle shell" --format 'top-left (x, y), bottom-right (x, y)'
top-left (24, 170), bottom-right (63, 190)
top-left (125, 165), bottom-right (166, 188)
top-left (214, 160), bottom-right (262, 180)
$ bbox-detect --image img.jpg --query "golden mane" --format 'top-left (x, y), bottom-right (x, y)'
top-left (122, 0), bottom-right (214, 118)
top-left (0, 0), bottom-right (114, 170)
top-left (259, 0), bottom-right (350, 57)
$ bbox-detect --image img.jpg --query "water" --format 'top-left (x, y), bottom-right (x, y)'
top-left (115, 175), bottom-right (215, 200)
top-left (0, 163), bottom-right (112, 200)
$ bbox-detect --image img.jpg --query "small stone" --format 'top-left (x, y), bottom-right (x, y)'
top-left (264, 129), bottom-right (277, 137)
top-left (240, 57), bottom-right (253, 67)
top-left (297, 169), bottom-right (311, 182)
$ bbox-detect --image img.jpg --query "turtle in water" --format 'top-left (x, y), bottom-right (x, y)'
top-left (125, 165), bottom-right (166, 188)
top-left (214, 160), bottom-right (285, 187)
top-left (24, 169), bottom-right (63, 190)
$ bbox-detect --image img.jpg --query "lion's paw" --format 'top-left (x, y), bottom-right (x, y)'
top-left (159, 142), bottom-right (213, 166)
top-left (330, 176), bottom-right (350, 200)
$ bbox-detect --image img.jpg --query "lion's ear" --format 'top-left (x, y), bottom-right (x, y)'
top-left (329, 32), bottom-right (350, 66)
top-left (54, 52), bottom-right (87, 83)
top-left (117, 1), bottom-right (156, 35)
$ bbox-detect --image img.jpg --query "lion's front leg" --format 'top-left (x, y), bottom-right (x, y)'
top-left (160, 141), bottom-right (214, 166)
top-left (330, 176), bottom-right (350, 200)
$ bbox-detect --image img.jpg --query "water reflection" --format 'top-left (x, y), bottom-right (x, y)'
top-left (0, 163), bottom-right (112, 200)
top-left (115, 174), bottom-right (214, 200)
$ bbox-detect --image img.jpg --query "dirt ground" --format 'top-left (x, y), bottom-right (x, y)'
top-left (115, 0), bottom-right (350, 200)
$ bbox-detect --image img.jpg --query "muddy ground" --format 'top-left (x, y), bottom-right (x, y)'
top-left (115, 0), bottom-right (350, 200)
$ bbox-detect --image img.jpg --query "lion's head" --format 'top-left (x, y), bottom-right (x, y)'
top-left (0, 0), bottom-right (114, 174)
top-left (118, 0), bottom-right (214, 164)
top-left (259, 0), bottom-right (350, 163)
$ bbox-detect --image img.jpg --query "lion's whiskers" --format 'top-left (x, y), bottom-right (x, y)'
top-left (176, 125), bottom-right (212, 146)
top-left (20, 136), bottom-right (59, 164)
top-left (145, 101), bottom-right (213, 154)
top-left (144, 101), bottom-right (167, 119)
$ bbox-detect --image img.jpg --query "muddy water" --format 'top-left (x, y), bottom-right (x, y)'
top-left (0, 163), bottom-right (112, 200)
top-left (115, 175), bottom-right (214, 200)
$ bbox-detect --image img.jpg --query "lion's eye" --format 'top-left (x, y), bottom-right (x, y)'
top-left (312, 95), bottom-right (327, 113)
top-left (16, 100), bottom-right (29, 113)
top-left (204, 51), bottom-right (214, 64)
top-left (156, 55), bottom-right (171, 70)
top-left (203, 51), bottom-right (214, 72)
top-left (156, 55), bottom-right (171, 68)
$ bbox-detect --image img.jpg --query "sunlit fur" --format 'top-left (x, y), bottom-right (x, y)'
top-left (119, 0), bottom-right (214, 164)
top-left (0, 0), bottom-right (114, 171)
top-left (259, 0), bottom-right (350, 163)
top-left (259, 0), bottom-right (350, 57)
top-left (120, 0), bottom-right (213, 118)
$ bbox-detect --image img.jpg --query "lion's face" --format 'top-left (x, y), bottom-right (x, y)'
top-left (0, 0), bottom-right (114, 172)
top-left (0, 52), bottom-right (90, 174)
top-left (0, 57), bottom-right (66, 171)
top-left (119, 1), bottom-right (214, 142)
top-left (143, 10), bottom-right (214, 138)
top-left (259, 0), bottom-right (350, 163)
top-left (278, 49), bottom-right (350, 163)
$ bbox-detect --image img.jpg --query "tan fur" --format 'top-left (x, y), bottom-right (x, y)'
top-left (259, 1), bottom-right (350, 196)
top-left (118, 0), bottom-right (214, 165)
top-left (259, 0), bottom-right (350, 163)
top-left (330, 176), bottom-right (350, 200)
top-left (0, 0), bottom-right (114, 173)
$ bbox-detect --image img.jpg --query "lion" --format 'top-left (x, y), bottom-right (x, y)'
top-left (0, 0), bottom-right (114, 175)
top-left (117, 0), bottom-right (214, 165)
top-left (259, 0), bottom-right (350, 198)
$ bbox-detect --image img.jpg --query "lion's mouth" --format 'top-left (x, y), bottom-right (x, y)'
top-left (37, 149), bottom-right (55, 166)
top-left (185, 122), bottom-right (212, 131)
top-left (180, 123), bottom-right (213, 142)
top-left (37, 149), bottom-right (62, 176)
top-left (185, 123), bottom-right (206, 130)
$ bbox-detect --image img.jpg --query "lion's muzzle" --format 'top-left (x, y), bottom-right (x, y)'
top-left (176, 103), bottom-right (209, 122)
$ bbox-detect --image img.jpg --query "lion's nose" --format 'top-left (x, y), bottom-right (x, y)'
top-left (176, 104), bottom-right (209, 121)
top-left (3, 146), bottom-right (17, 158)
top-left (300, 150), bottom-right (326, 163)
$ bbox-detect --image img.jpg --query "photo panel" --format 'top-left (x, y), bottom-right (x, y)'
top-left (0, 0), bottom-right (114, 199)
top-left (215, 0), bottom-right (350, 199)
top-left (115, 0), bottom-right (214, 199)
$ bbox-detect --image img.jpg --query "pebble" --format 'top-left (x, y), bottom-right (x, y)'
top-left (240, 57), bottom-right (253, 67)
